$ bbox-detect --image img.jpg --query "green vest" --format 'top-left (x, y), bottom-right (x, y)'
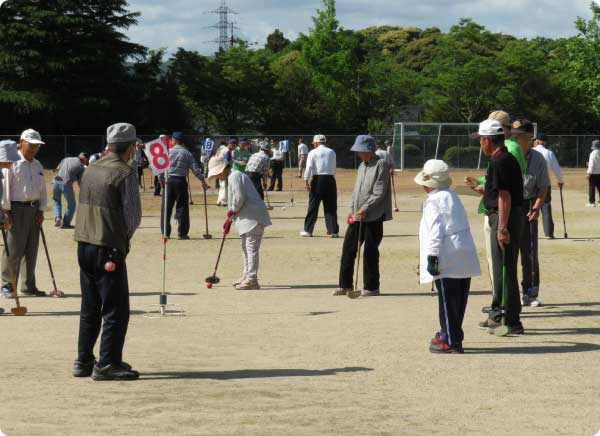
top-left (74, 152), bottom-right (133, 254)
top-left (232, 147), bottom-right (250, 172)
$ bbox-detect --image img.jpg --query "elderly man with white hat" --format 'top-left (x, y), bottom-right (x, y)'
top-left (586, 139), bottom-right (600, 207)
top-left (1, 129), bottom-right (48, 298)
top-left (336, 135), bottom-right (392, 297)
top-left (301, 134), bottom-right (339, 237)
top-left (73, 123), bottom-right (142, 381)
top-left (0, 139), bottom-right (21, 314)
top-left (416, 159), bottom-right (480, 353)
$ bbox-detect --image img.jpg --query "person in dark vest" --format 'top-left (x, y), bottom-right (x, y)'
top-left (73, 123), bottom-right (142, 381)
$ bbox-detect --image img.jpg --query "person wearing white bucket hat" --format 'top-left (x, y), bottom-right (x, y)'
top-left (415, 159), bottom-right (480, 353)
top-left (1, 129), bottom-right (48, 298)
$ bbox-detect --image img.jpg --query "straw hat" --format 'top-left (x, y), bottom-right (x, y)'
top-left (207, 156), bottom-right (229, 180)
top-left (414, 159), bottom-right (452, 189)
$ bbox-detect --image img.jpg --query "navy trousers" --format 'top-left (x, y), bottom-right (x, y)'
top-left (435, 278), bottom-right (471, 346)
top-left (161, 176), bottom-right (190, 238)
top-left (304, 175), bottom-right (339, 235)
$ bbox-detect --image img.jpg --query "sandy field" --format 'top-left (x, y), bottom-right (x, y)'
top-left (0, 168), bottom-right (599, 436)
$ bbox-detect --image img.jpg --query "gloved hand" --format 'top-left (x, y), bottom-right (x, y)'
top-left (223, 218), bottom-right (232, 235)
top-left (226, 210), bottom-right (236, 219)
top-left (427, 255), bottom-right (440, 276)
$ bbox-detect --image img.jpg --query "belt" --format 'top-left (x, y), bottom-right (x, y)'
top-left (12, 200), bottom-right (40, 207)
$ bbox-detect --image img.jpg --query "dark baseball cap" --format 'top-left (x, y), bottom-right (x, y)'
top-left (171, 132), bottom-right (185, 141)
top-left (534, 132), bottom-right (547, 142)
top-left (511, 119), bottom-right (534, 134)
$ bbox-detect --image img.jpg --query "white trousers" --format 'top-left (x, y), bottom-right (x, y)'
top-left (483, 215), bottom-right (495, 290)
top-left (217, 179), bottom-right (228, 205)
top-left (241, 224), bottom-right (265, 281)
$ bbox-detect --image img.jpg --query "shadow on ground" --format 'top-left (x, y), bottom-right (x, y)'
top-left (141, 366), bottom-right (373, 380)
top-left (465, 341), bottom-right (600, 354)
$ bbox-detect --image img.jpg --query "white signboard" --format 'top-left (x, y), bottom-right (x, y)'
top-left (144, 137), bottom-right (170, 175)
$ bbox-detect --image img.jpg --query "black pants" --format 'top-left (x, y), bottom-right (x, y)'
top-left (160, 176), bottom-right (189, 238)
top-left (519, 204), bottom-right (540, 296)
top-left (488, 208), bottom-right (522, 326)
top-left (435, 278), bottom-right (470, 346)
top-left (137, 166), bottom-right (144, 186)
top-left (247, 172), bottom-right (265, 200)
top-left (541, 188), bottom-right (554, 238)
top-left (77, 242), bottom-right (130, 367)
top-left (154, 175), bottom-right (161, 195)
top-left (339, 219), bottom-right (384, 291)
top-left (304, 175), bottom-right (339, 235)
top-left (589, 174), bottom-right (600, 204)
top-left (269, 161), bottom-right (284, 191)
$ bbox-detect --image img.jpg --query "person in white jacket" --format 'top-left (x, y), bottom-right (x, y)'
top-left (416, 160), bottom-right (480, 354)
top-left (587, 140), bottom-right (600, 207)
top-left (207, 155), bottom-right (272, 290)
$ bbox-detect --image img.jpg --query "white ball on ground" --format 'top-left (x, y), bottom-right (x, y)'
top-left (281, 207), bottom-right (287, 211)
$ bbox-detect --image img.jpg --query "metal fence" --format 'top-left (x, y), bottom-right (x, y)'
top-left (0, 133), bottom-right (596, 170)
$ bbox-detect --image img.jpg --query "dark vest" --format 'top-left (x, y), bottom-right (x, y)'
top-left (74, 152), bottom-right (133, 254)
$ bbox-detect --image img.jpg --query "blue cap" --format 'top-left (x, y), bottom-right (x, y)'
top-left (239, 136), bottom-right (250, 143)
top-left (228, 138), bottom-right (238, 145)
top-left (171, 132), bottom-right (185, 141)
top-left (350, 135), bottom-right (376, 153)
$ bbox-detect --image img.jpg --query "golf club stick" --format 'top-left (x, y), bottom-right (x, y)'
top-left (202, 187), bottom-right (212, 239)
top-left (205, 225), bottom-right (229, 288)
top-left (39, 226), bottom-right (64, 298)
top-left (528, 209), bottom-right (536, 304)
top-left (187, 175), bottom-right (194, 205)
top-left (289, 152), bottom-right (295, 206)
top-left (160, 169), bottom-right (170, 315)
top-left (559, 185), bottom-right (568, 239)
top-left (1, 228), bottom-right (27, 316)
top-left (392, 173), bottom-right (399, 212)
top-left (263, 183), bottom-right (274, 210)
top-left (495, 249), bottom-right (510, 337)
top-left (347, 220), bottom-right (364, 299)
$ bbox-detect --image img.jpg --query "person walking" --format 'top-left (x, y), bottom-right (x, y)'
top-left (301, 134), bottom-right (339, 238)
top-left (0, 140), bottom-right (21, 315)
top-left (533, 133), bottom-right (564, 239)
top-left (207, 156), bottom-right (272, 290)
top-left (216, 139), bottom-right (235, 206)
top-left (415, 160), bottom-right (480, 353)
top-left (473, 119), bottom-right (524, 334)
top-left (134, 139), bottom-right (147, 188)
top-left (245, 142), bottom-right (271, 200)
top-left (587, 140), bottom-right (600, 207)
top-left (336, 135), bottom-right (392, 297)
top-left (232, 137), bottom-right (251, 172)
top-left (160, 132), bottom-right (208, 240)
top-left (269, 147), bottom-right (285, 191)
top-left (73, 122), bottom-right (142, 381)
top-left (1, 129), bottom-right (48, 298)
top-left (512, 120), bottom-right (550, 307)
top-left (297, 138), bottom-right (309, 178)
top-left (375, 139), bottom-right (395, 172)
top-left (52, 152), bottom-right (89, 229)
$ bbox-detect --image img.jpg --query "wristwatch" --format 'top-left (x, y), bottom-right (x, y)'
top-left (499, 227), bottom-right (509, 234)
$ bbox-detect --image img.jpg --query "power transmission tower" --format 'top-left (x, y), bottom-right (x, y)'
top-left (206, 0), bottom-right (238, 51)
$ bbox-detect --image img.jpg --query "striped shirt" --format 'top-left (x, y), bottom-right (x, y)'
top-left (165, 144), bottom-right (205, 180)
top-left (246, 150), bottom-right (271, 175)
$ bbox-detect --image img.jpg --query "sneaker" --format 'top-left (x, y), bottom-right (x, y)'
top-left (481, 306), bottom-right (492, 314)
top-left (587, 203), bottom-right (596, 208)
top-left (60, 224), bottom-right (75, 229)
top-left (54, 217), bottom-right (62, 227)
top-left (235, 280), bottom-right (260, 290)
top-left (546, 235), bottom-right (555, 240)
top-left (233, 277), bottom-right (246, 287)
top-left (332, 288), bottom-right (351, 296)
top-left (92, 362), bottom-right (139, 381)
top-left (19, 288), bottom-right (47, 297)
top-left (530, 298), bottom-right (542, 307)
top-left (509, 323), bottom-right (525, 335)
top-left (430, 332), bottom-right (444, 346)
top-left (330, 233), bottom-right (339, 238)
top-left (1, 285), bottom-right (14, 299)
top-left (361, 289), bottom-right (380, 297)
top-left (299, 231), bottom-right (312, 237)
top-left (178, 235), bottom-right (190, 240)
top-left (429, 341), bottom-right (464, 354)
top-left (479, 318), bottom-right (501, 330)
top-left (73, 359), bottom-right (96, 377)
top-left (522, 294), bottom-right (532, 306)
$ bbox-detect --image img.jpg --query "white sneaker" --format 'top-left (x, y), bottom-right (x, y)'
top-left (530, 298), bottom-right (542, 307)
top-left (587, 203), bottom-right (596, 208)
top-left (300, 231), bottom-right (312, 237)
top-left (330, 233), bottom-right (339, 238)
top-left (521, 294), bottom-right (532, 306)
top-left (54, 217), bottom-right (62, 228)
top-left (235, 280), bottom-right (260, 290)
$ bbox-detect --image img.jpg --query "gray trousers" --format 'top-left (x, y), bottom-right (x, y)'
top-left (541, 188), bottom-right (554, 238)
top-left (241, 224), bottom-right (264, 281)
top-left (2, 204), bottom-right (41, 292)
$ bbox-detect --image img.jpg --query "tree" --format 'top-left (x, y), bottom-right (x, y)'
top-left (266, 29), bottom-right (290, 53)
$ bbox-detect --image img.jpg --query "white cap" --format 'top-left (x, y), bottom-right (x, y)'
top-left (313, 134), bottom-right (326, 144)
top-left (20, 129), bottom-right (45, 145)
top-left (471, 119), bottom-right (504, 138)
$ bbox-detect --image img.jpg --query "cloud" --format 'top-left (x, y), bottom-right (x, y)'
top-left (125, 0), bottom-right (593, 56)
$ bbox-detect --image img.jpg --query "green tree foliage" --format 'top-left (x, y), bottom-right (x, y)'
top-left (266, 29), bottom-right (290, 53)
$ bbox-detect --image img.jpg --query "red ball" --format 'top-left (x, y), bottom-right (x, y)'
top-left (104, 261), bottom-right (116, 272)
top-left (207, 283), bottom-right (213, 289)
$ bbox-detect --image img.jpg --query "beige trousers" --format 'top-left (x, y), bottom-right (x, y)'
top-left (241, 224), bottom-right (265, 281)
top-left (483, 215), bottom-right (495, 290)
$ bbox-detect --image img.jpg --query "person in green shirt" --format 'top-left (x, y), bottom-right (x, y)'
top-left (463, 110), bottom-right (526, 309)
top-left (232, 137), bottom-right (251, 172)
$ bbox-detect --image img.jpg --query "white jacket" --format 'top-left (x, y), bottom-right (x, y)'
top-left (419, 189), bottom-right (480, 284)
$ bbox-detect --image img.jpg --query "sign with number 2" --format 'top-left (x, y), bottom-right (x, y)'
top-left (144, 136), bottom-right (170, 175)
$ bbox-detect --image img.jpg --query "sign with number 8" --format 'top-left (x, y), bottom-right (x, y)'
top-left (144, 137), bottom-right (170, 175)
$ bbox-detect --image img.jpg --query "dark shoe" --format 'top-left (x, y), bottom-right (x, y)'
top-left (73, 359), bottom-right (96, 377)
top-left (92, 362), bottom-right (139, 381)
top-left (479, 318), bottom-right (501, 330)
top-left (178, 235), bottom-right (190, 240)
top-left (361, 289), bottom-right (380, 297)
top-left (509, 323), bottom-right (525, 335)
top-left (61, 224), bottom-right (75, 229)
top-left (1, 285), bottom-right (14, 299)
top-left (429, 341), bottom-right (464, 354)
top-left (481, 306), bottom-right (492, 314)
top-left (19, 288), bottom-right (47, 297)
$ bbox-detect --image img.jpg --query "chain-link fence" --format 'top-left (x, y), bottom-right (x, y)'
top-left (0, 133), bottom-right (596, 170)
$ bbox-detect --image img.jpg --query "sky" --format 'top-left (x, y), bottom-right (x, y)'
top-left (126, 0), bottom-right (593, 55)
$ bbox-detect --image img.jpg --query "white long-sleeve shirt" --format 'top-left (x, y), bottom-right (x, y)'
top-left (419, 189), bottom-right (480, 284)
top-left (588, 149), bottom-right (600, 175)
top-left (304, 144), bottom-right (336, 181)
top-left (1, 152), bottom-right (47, 211)
top-left (298, 143), bottom-right (309, 156)
top-left (534, 143), bottom-right (563, 184)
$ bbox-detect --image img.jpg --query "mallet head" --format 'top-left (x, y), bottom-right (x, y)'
top-left (205, 276), bottom-right (220, 285)
top-left (494, 325), bottom-right (510, 337)
top-left (203, 234), bottom-right (213, 240)
top-left (11, 306), bottom-right (27, 316)
top-left (346, 290), bottom-right (361, 299)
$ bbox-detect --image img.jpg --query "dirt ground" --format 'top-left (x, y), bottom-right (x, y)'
top-left (1, 167), bottom-right (599, 436)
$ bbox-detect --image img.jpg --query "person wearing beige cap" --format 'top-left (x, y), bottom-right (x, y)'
top-left (0, 139), bottom-right (21, 314)
top-left (416, 159), bottom-right (480, 353)
top-left (1, 129), bottom-right (48, 298)
top-left (73, 122), bottom-right (142, 381)
top-left (207, 155), bottom-right (271, 290)
top-left (301, 134), bottom-right (339, 237)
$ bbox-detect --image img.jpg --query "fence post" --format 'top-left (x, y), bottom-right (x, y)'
top-left (576, 136), bottom-right (579, 168)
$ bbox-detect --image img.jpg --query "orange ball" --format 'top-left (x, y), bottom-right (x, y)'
top-left (206, 283), bottom-right (212, 289)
